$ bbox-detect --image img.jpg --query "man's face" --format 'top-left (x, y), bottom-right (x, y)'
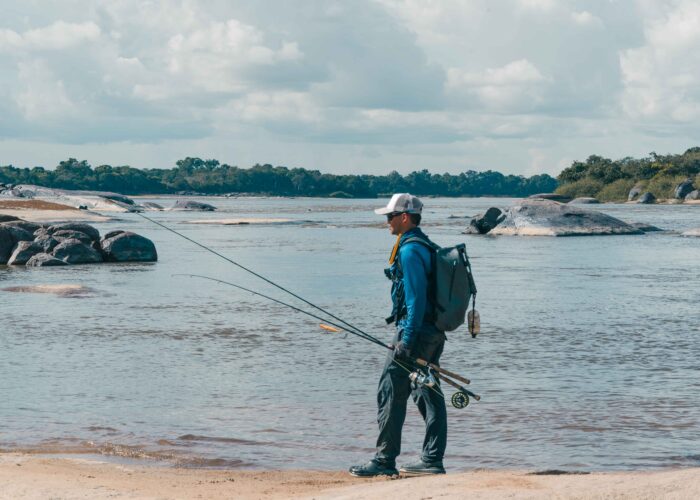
top-left (386, 212), bottom-right (408, 235)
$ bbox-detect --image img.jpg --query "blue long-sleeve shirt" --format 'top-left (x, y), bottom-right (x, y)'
top-left (391, 228), bottom-right (437, 347)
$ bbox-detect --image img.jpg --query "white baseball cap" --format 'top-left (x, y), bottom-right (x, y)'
top-left (374, 193), bottom-right (423, 215)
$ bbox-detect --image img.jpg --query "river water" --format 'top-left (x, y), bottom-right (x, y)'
top-left (1, 197), bottom-right (699, 472)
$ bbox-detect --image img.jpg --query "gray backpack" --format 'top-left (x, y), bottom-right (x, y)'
top-left (402, 237), bottom-right (477, 334)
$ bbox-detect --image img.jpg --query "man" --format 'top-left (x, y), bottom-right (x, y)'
top-left (349, 193), bottom-right (447, 477)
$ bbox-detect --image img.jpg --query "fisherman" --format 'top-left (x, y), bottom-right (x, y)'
top-left (350, 193), bottom-right (447, 477)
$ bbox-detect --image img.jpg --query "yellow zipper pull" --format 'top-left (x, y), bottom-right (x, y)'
top-left (389, 233), bottom-right (402, 264)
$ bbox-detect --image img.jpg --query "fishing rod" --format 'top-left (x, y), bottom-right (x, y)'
top-left (174, 273), bottom-right (480, 406)
top-left (134, 213), bottom-right (479, 407)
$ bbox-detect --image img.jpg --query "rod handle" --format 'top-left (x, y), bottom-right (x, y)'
top-left (415, 358), bottom-right (471, 385)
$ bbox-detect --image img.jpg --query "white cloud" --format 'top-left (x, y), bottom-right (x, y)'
top-left (14, 60), bottom-right (77, 121)
top-left (447, 59), bottom-right (548, 111)
top-left (517, 0), bottom-right (556, 11)
top-left (571, 11), bottom-right (604, 28)
top-left (0, 21), bottom-right (100, 51)
top-left (620, 0), bottom-right (700, 122)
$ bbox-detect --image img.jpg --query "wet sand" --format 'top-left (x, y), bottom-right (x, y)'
top-left (1, 453), bottom-right (698, 499)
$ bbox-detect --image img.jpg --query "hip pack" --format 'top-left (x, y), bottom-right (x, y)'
top-left (401, 235), bottom-right (477, 334)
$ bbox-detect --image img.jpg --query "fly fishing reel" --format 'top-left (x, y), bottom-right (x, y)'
top-left (451, 391), bottom-right (470, 409)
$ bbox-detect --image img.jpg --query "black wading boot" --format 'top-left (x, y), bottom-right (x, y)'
top-left (399, 460), bottom-right (446, 475)
top-left (349, 459), bottom-right (399, 477)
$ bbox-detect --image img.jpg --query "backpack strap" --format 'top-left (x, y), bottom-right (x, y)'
top-left (396, 234), bottom-right (440, 320)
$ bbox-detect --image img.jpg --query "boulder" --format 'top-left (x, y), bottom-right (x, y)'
top-left (52, 238), bottom-right (103, 264)
top-left (674, 179), bottom-right (695, 199)
top-left (569, 197), bottom-right (600, 204)
top-left (33, 235), bottom-right (59, 253)
top-left (638, 192), bottom-right (656, 204)
top-left (628, 222), bottom-right (663, 232)
top-left (47, 222), bottom-right (100, 241)
top-left (685, 190), bottom-right (700, 201)
top-left (101, 193), bottom-right (135, 205)
top-left (26, 253), bottom-right (67, 267)
top-left (52, 229), bottom-right (93, 245)
top-left (103, 230), bottom-right (125, 240)
top-left (100, 231), bottom-right (157, 262)
top-left (1, 220), bottom-right (44, 234)
top-left (628, 183), bottom-right (643, 201)
top-left (488, 199), bottom-right (643, 236)
top-left (5, 226), bottom-right (33, 243)
top-left (528, 193), bottom-right (572, 203)
top-left (463, 207), bottom-right (504, 234)
top-left (0, 226), bottom-right (15, 264)
top-left (0, 214), bottom-right (20, 223)
top-left (141, 202), bottom-right (164, 210)
top-left (171, 199), bottom-right (217, 211)
top-left (8, 241), bottom-right (43, 265)
top-left (681, 228), bottom-right (700, 237)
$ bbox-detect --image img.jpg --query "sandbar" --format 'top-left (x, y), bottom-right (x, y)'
top-left (0, 200), bottom-right (111, 222)
top-left (1, 453), bottom-right (698, 499)
top-left (187, 218), bottom-right (296, 225)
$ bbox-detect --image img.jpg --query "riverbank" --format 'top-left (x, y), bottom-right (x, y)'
top-left (1, 453), bottom-right (698, 499)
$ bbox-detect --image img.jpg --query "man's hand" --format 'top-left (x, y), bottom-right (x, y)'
top-left (393, 341), bottom-right (412, 361)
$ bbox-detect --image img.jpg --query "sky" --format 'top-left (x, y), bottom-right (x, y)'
top-left (0, 0), bottom-right (699, 176)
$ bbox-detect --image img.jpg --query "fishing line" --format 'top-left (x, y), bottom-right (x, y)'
top-left (136, 212), bottom-right (372, 339)
top-left (173, 274), bottom-right (387, 349)
top-left (172, 273), bottom-right (449, 400)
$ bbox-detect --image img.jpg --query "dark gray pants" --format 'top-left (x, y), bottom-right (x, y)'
top-left (374, 329), bottom-right (447, 467)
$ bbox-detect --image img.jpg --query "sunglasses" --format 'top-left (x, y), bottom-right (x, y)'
top-left (386, 212), bottom-right (405, 222)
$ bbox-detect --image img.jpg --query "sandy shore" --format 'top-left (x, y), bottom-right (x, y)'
top-left (1, 454), bottom-right (698, 500)
top-left (0, 200), bottom-right (111, 222)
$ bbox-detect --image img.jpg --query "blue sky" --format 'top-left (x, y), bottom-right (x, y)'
top-left (0, 0), bottom-right (698, 175)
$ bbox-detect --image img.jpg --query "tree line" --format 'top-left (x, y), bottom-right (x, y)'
top-left (0, 157), bottom-right (557, 198)
top-left (555, 147), bottom-right (700, 201)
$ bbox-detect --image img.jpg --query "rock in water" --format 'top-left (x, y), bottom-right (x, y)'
top-left (141, 202), bottom-right (164, 210)
top-left (26, 253), bottom-right (68, 267)
top-left (171, 200), bottom-right (217, 211)
top-left (628, 184), bottom-right (643, 201)
top-left (685, 190), bottom-right (700, 201)
top-left (7, 241), bottom-right (44, 265)
top-left (33, 235), bottom-right (59, 252)
top-left (681, 228), bottom-right (700, 237)
top-left (5, 226), bottom-right (33, 243)
top-left (637, 192), bottom-right (656, 204)
top-left (52, 229), bottom-right (93, 245)
top-left (52, 238), bottom-right (103, 264)
top-left (674, 179), bottom-right (695, 199)
top-left (0, 214), bottom-right (20, 223)
top-left (48, 222), bottom-right (100, 242)
top-left (489, 199), bottom-right (643, 236)
top-left (569, 197), bottom-right (600, 204)
top-left (0, 226), bottom-right (15, 264)
top-left (1, 220), bottom-right (43, 234)
top-left (628, 223), bottom-right (663, 232)
top-left (100, 231), bottom-right (157, 262)
top-left (528, 193), bottom-right (572, 203)
top-left (463, 207), bottom-right (504, 234)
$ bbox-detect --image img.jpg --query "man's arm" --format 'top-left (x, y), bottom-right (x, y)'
top-left (399, 243), bottom-right (431, 348)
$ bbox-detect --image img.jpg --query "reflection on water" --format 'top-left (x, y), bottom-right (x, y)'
top-left (1, 197), bottom-right (700, 471)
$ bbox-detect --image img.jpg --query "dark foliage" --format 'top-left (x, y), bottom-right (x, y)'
top-left (0, 158), bottom-right (558, 198)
